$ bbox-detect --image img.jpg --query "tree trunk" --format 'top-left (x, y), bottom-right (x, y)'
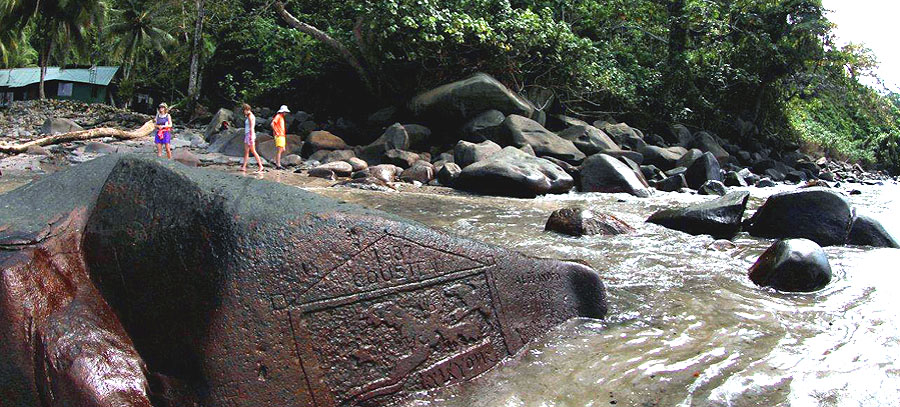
top-left (187, 0), bottom-right (206, 115)
top-left (39, 42), bottom-right (49, 100)
top-left (0, 121), bottom-right (156, 154)
top-left (274, 1), bottom-right (375, 96)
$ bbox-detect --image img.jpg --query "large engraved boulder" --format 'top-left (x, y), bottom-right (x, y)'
top-left (0, 155), bottom-right (607, 407)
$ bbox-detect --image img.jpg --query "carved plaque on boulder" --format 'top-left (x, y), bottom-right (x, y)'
top-left (1, 155), bottom-right (607, 407)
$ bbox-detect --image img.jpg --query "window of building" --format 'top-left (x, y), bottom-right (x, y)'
top-left (58, 82), bottom-right (73, 97)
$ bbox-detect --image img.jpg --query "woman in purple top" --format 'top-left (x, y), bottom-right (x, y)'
top-left (155, 103), bottom-right (173, 159)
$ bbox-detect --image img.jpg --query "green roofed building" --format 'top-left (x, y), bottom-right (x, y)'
top-left (0, 66), bottom-right (119, 106)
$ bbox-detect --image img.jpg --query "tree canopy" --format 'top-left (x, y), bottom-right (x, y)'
top-left (1, 0), bottom-right (899, 172)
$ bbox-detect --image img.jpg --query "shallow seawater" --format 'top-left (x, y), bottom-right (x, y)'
top-left (306, 183), bottom-right (900, 407)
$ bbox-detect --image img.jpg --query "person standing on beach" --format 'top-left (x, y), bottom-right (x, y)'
top-left (271, 105), bottom-right (290, 169)
top-left (241, 103), bottom-right (264, 172)
top-left (154, 103), bottom-right (173, 159)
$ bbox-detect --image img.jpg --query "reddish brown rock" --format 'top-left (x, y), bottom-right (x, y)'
top-left (1, 155), bottom-right (608, 407)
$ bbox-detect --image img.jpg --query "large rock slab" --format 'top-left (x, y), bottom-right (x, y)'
top-left (847, 214), bottom-right (899, 248)
top-left (41, 117), bottom-right (83, 135)
top-left (454, 140), bottom-right (502, 168)
top-left (456, 147), bottom-right (575, 198)
top-left (205, 107), bottom-right (234, 140)
top-left (747, 188), bottom-right (854, 246)
top-left (557, 125), bottom-right (618, 155)
top-left (409, 73), bottom-right (535, 123)
top-left (461, 109), bottom-right (506, 143)
top-left (0, 155), bottom-right (606, 407)
top-left (647, 191), bottom-right (750, 239)
top-left (684, 152), bottom-right (723, 189)
top-left (207, 128), bottom-right (274, 157)
top-left (502, 115), bottom-right (586, 164)
top-left (749, 239), bottom-right (832, 292)
top-left (580, 154), bottom-right (651, 198)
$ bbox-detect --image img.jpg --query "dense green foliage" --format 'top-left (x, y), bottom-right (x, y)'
top-left (2, 0), bottom-right (899, 172)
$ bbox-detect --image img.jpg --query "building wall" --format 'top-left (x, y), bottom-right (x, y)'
top-left (0, 81), bottom-right (110, 104)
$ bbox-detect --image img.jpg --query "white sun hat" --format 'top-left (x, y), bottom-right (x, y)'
top-left (277, 105), bottom-right (291, 113)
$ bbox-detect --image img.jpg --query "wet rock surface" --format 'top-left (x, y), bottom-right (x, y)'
top-left (748, 239), bottom-right (833, 292)
top-left (545, 207), bottom-right (635, 237)
top-left (747, 188), bottom-right (854, 246)
top-left (647, 191), bottom-right (750, 239)
top-left (580, 154), bottom-right (651, 198)
top-left (0, 155), bottom-right (607, 407)
top-left (456, 147), bottom-right (575, 198)
top-left (847, 214), bottom-right (900, 248)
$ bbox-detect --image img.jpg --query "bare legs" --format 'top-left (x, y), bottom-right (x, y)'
top-left (156, 143), bottom-right (172, 159)
top-left (276, 146), bottom-right (284, 168)
top-left (241, 143), bottom-right (264, 172)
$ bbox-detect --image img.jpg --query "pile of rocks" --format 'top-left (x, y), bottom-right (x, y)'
top-left (1, 100), bottom-right (148, 141)
top-left (197, 72), bottom-right (894, 198)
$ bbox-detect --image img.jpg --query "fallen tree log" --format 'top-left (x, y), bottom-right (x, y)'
top-left (0, 120), bottom-right (155, 154)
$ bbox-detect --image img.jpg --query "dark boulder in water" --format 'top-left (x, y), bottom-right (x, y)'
top-left (545, 207), bottom-right (635, 237)
top-left (847, 214), bottom-right (900, 248)
top-left (647, 191), bottom-right (750, 239)
top-left (456, 146), bottom-right (575, 198)
top-left (747, 188), bottom-right (854, 246)
top-left (580, 153), bottom-right (652, 198)
top-left (0, 155), bottom-right (607, 407)
top-left (749, 239), bottom-right (832, 292)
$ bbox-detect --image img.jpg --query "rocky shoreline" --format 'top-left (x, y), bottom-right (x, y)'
top-left (2, 74), bottom-right (896, 198)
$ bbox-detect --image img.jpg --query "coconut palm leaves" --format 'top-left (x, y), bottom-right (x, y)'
top-left (106, 0), bottom-right (175, 79)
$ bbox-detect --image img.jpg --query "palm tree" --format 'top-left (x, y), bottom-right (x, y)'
top-left (1, 0), bottom-right (107, 98)
top-left (106, 0), bottom-right (175, 81)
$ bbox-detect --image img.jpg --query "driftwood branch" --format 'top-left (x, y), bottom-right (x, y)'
top-left (0, 120), bottom-right (156, 154)
top-left (275, 1), bottom-right (375, 95)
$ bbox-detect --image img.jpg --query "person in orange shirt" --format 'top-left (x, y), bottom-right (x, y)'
top-left (271, 105), bottom-right (290, 169)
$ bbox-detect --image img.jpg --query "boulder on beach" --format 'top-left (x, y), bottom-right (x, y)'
top-left (502, 115), bottom-right (586, 164)
top-left (41, 117), bottom-right (83, 135)
top-left (654, 174), bottom-right (688, 192)
top-left (0, 155), bottom-right (606, 407)
top-left (302, 130), bottom-right (348, 156)
top-left (257, 134), bottom-right (303, 162)
top-left (409, 73), bottom-right (536, 122)
top-left (205, 108), bottom-right (234, 140)
top-left (557, 125), bottom-right (618, 155)
top-left (454, 140), bottom-right (502, 168)
top-left (456, 146), bottom-right (574, 198)
top-left (580, 153), bottom-right (652, 198)
top-left (364, 164), bottom-right (404, 183)
top-left (641, 145), bottom-right (685, 171)
top-left (369, 123), bottom-right (411, 151)
top-left (747, 188), bottom-right (854, 246)
top-left (749, 239), bottom-right (832, 292)
top-left (545, 207), bottom-right (635, 237)
top-left (384, 149), bottom-right (420, 169)
top-left (315, 161), bottom-right (354, 177)
top-left (207, 129), bottom-right (274, 157)
top-left (400, 161), bottom-right (435, 184)
top-left (437, 163), bottom-right (462, 186)
top-left (684, 152), bottom-right (723, 189)
top-left (847, 214), bottom-right (900, 248)
top-left (698, 180), bottom-right (727, 196)
top-left (647, 191), bottom-right (750, 239)
top-left (461, 109), bottom-right (507, 143)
